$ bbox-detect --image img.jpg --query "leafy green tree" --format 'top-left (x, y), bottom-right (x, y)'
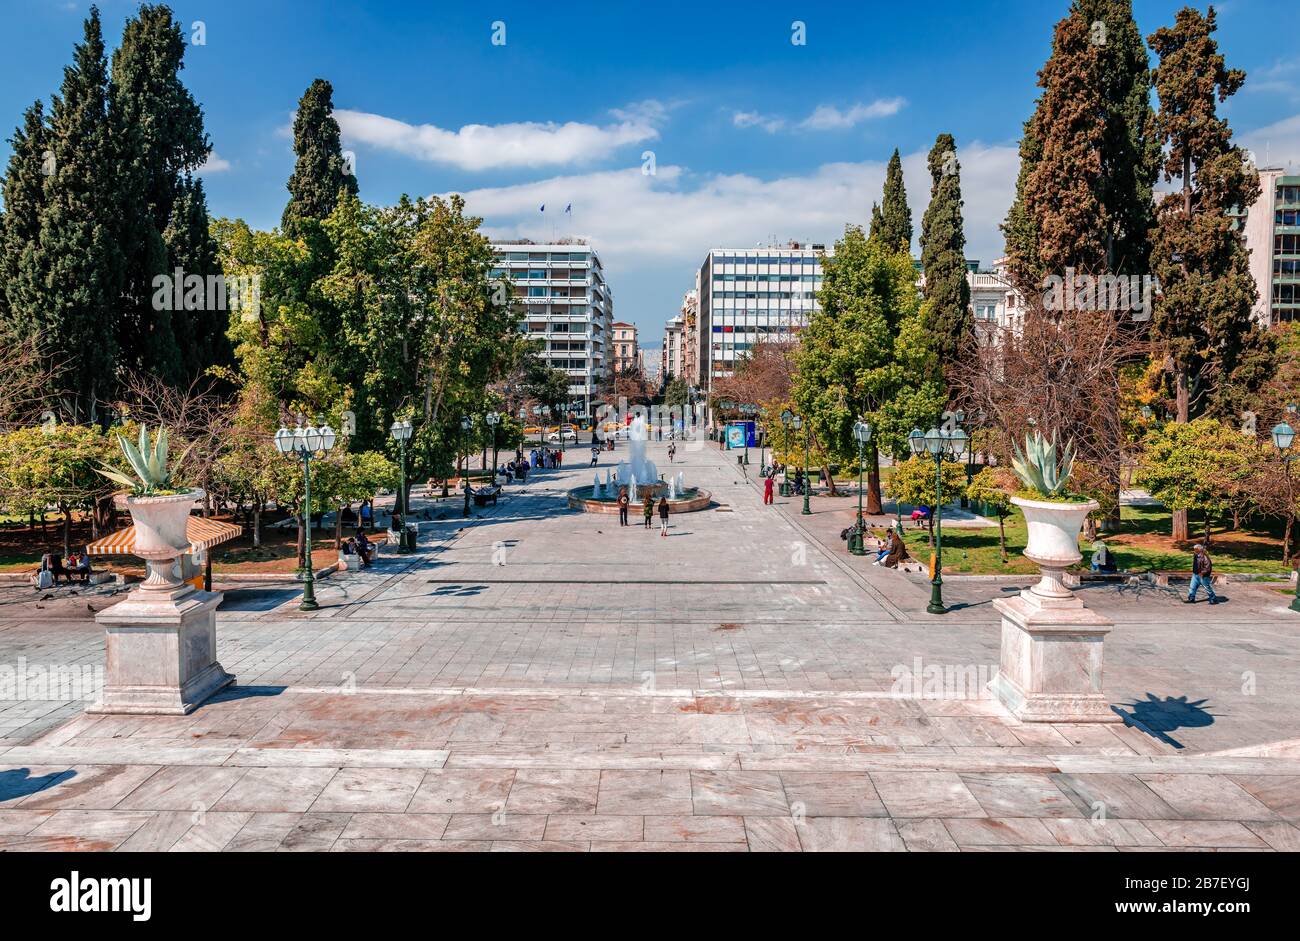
top-left (886, 456), bottom-right (967, 548)
top-left (965, 466), bottom-right (1013, 562)
top-left (919, 134), bottom-right (971, 384)
top-left (282, 79), bottom-right (357, 235)
top-left (1137, 417), bottom-right (1255, 545)
top-left (794, 226), bottom-right (945, 513)
top-left (878, 149), bottom-right (912, 254)
top-left (664, 376), bottom-right (689, 410)
top-left (0, 423), bottom-right (113, 557)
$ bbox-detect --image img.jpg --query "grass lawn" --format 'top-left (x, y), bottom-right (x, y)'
top-left (871, 503), bottom-right (1292, 576)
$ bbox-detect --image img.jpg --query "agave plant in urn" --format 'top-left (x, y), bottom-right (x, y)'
top-left (98, 425), bottom-right (199, 596)
top-left (1009, 430), bottom-right (1098, 599)
top-left (988, 429), bottom-right (1116, 723)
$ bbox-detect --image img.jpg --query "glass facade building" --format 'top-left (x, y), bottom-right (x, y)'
top-left (694, 245), bottom-right (827, 396)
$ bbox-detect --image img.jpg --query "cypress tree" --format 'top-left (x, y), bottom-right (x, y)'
top-left (878, 149), bottom-right (912, 253)
top-left (1003, 0), bottom-right (1159, 291)
top-left (0, 101), bottom-right (50, 329)
top-left (1148, 6), bottom-right (1273, 543)
top-left (18, 7), bottom-right (122, 422)
top-left (282, 79), bottom-right (357, 234)
top-left (919, 134), bottom-right (971, 382)
top-left (165, 174), bottom-right (231, 381)
top-left (868, 202), bottom-right (884, 244)
top-left (108, 2), bottom-right (209, 383)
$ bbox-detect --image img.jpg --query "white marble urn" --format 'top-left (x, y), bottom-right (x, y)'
top-left (127, 489), bottom-right (200, 593)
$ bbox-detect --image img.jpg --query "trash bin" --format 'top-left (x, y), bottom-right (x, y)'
top-left (402, 523), bottom-right (418, 551)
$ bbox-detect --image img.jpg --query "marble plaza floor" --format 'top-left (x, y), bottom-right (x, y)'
top-left (2, 436), bottom-right (1299, 851)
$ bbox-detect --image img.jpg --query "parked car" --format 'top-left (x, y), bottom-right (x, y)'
top-left (547, 426), bottom-right (578, 443)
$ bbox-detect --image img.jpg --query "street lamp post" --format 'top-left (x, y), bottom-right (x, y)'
top-left (793, 414), bottom-right (811, 516)
top-left (1271, 414), bottom-right (1300, 613)
top-left (849, 421), bottom-right (873, 556)
top-left (910, 425), bottom-right (967, 615)
top-left (461, 415), bottom-right (473, 517)
top-left (390, 419), bottom-right (413, 552)
top-left (485, 411), bottom-right (500, 481)
top-left (274, 419), bottom-right (337, 611)
top-left (779, 410), bottom-right (793, 497)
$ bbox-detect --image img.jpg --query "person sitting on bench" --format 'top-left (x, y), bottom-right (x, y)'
top-left (354, 529), bottom-right (373, 568)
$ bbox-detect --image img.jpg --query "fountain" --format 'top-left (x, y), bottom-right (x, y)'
top-left (567, 415), bottom-right (711, 514)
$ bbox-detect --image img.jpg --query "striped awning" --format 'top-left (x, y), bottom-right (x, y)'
top-left (85, 517), bottom-right (243, 557)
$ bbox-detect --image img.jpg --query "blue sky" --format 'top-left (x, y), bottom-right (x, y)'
top-left (3, 0), bottom-right (1299, 346)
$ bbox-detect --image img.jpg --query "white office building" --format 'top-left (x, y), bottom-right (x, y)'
top-left (491, 240), bottom-right (614, 420)
top-left (694, 243), bottom-right (827, 396)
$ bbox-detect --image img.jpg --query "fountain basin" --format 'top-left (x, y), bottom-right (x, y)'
top-left (568, 485), bottom-right (713, 514)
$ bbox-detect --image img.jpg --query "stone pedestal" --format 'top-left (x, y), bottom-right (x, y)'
top-left (88, 584), bottom-right (234, 716)
top-left (988, 568), bottom-right (1118, 723)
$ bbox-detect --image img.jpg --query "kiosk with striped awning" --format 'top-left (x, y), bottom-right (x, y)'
top-left (85, 517), bottom-right (242, 591)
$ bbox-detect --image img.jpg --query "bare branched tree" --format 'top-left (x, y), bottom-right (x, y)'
top-left (113, 371), bottom-right (238, 516)
top-left (0, 331), bottom-right (64, 432)
top-left (952, 305), bottom-right (1147, 529)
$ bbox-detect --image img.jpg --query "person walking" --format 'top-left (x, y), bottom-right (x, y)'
top-left (668, 442), bottom-right (676, 464)
top-left (1186, 544), bottom-right (1221, 605)
top-left (763, 473), bottom-right (775, 505)
top-left (590, 446), bottom-right (599, 467)
top-left (658, 495), bottom-right (670, 536)
top-left (642, 494), bottom-right (654, 529)
top-left (618, 488), bottom-right (630, 526)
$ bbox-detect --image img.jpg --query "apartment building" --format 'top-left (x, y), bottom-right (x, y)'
top-left (1242, 167), bottom-right (1300, 325)
top-left (662, 314), bottom-right (685, 381)
top-left (611, 321), bottom-right (638, 373)
top-left (491, 240), bottom-right (613, 420)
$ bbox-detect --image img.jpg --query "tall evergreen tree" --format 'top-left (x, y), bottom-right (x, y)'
top-left (1148, 5), bottom-right (1273, 539)
top-left (15, 7), bottom-right (122, 422)
top-left (165, 174), bottom-right (231, 381)
top-left (919, 134), bottom-right (971, 383)
top-left (282, 79), bottom-right (357, 234)
top-left (1002, 0), bottom-right (1159, 291)
top-left (0, 101), bottom-right (50, 328)
top-left (108, 2), bottom-right (209, 383)
top-left (878, 149), bottom-right (912, 253)
top-left (1000, 0), bottom-right (1160, 532)
top-left (868, 202), bottom-right (884, 243)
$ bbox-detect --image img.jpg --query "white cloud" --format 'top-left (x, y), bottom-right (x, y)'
top-left (1241, 112), bottom-right (1300, 173)
top-left (335, 101), bottom-right (665, 171)
top-left (732, 110), bottom-right (785, 134)
top-left (798, 97), bottom-right (907, 131)
top-left (196, 151), bottom-right (231, 174)
top-left (446, 140), bottom-right (1018, 270)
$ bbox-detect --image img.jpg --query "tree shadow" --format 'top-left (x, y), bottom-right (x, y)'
top-left (0, 767), bottom-right (75, 804)
top-left (1112, 693), bottom-right (1217, 749)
